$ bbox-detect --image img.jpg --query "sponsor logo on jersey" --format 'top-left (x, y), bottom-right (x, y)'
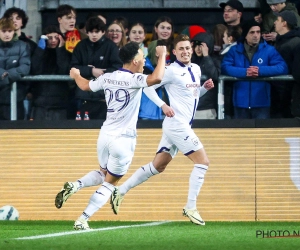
top-left (137, 75), bottom-right (144, 81)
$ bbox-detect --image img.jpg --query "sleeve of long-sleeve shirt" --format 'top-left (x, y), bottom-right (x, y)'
top-left (143, 86), bottom-right (165, 108)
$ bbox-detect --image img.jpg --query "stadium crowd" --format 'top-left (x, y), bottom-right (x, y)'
top-left (1, 0), bottom-right (300, 120)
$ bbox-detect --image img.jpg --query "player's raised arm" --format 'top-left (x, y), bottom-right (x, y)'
top-left (146, 45), bottom-right (167, 86)
top-left (69, 67), bottom-right (91, 91)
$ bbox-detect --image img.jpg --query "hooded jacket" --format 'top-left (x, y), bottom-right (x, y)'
top-left (0, 33), bottom-right (31, 104)
top-left (221, 39), bottom-right (288, 108)
top-left (191, 32), bottom-right (220, 111)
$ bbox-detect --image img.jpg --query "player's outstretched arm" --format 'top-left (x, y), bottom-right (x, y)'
top-left (70, 67), bottom-right (91, 91)
top-left (146, 46), bottom-right (167, 86)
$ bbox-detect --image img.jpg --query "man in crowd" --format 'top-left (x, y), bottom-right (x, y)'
top-left (221, 19), bottom-right (288, 119)
top-left (219, 0), bottom-right (244, 27)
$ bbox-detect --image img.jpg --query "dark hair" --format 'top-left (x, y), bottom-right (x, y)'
top-left (114, 16), bottom-right (129, 31)
top-left (3, 7), bottom-right (28, 29)
top-left (56, 4), bottom-right (76, 18)
top-left (152, 16), bottom-right (174, 43)
top-left (226, 25), bottom-right (242, 42)
top-left (129, 22), bottom-right (147, 34)
top-left (85, 17), bottom-right (106, 33)
top-left (42, 25), bottom-right (63, 36)
top-left (173, 34), bottom-right (190, 48)
top-left (119, 42), bottom-right (140, 64)
top-left (213, 24), bottom-right (227, 47)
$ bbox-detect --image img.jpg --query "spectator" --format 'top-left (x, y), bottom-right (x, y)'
top-left (30, 25), bottom-right (70, 120)
top-left (3, 7), bottom-right (37, 56)
top-left (106, 21), bottom-right (127, 49)
top-left (272, 10), bottom-right (300, 118)
top-left (56, 4), bottom-right (82, 53)
top-left (220, 25), bottom-right (242, 119)
top-left (221, 19), bottom-right (288, 119)
top-left (191, 32), bottom-right (221, 119)
top-left (221, 25), bottom-right (242, 55)
top-left (0, 18), bottom-right (30, 120)
top-left (219, 0), bottom-right (244, 27)
top-left (77, 12), bottom-right (108, 40)
top-left (113, 16), bottom-right (129, 36)
top-left (148, 16), bottom-right (175, 67)
top-left (71, 17), bottom-right (122, 120)
top-left (261, 0), bottom-right (300, 43)
top-left (56, 4), bottom-right (82, 119)
top-left (128, 22), bottom-right (148, 57)
top-left (3, 7), bottom-right (38, 120)
top-left (181, 25), bottom-right (206, 40)
top-left (212, 23), bottom-right (227, 56)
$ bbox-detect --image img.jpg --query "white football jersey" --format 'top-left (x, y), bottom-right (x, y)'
top-left (89, 69), bottom-right (148, 136)
top-left (144, 60), bottom-right (207, 128)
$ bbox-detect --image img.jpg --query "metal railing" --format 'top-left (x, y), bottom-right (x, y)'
top-left (9, 74), bottom-right (295, 120)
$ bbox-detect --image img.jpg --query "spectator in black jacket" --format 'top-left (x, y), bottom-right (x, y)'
top-left (71, 17), bottom-right (123, 119)
top-left (30, 25), bottom-right (70, 120)
top-left (191, 32), bottom-right (221, 119)
top-left (0, 18), bottom-right (30, 120)
top-left (272, 10), bottom-right (300, 118)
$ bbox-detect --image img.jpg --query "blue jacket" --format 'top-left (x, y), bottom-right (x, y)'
top-left (221, 40), bottom-right (288, 108)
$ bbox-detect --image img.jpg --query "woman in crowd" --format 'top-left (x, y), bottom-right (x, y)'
top-left (147, 16), bottom-right (175, 66)
top-left (106, 21), bottom-right (127, 49)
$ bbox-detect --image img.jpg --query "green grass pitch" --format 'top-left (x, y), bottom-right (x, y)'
top-left (1, 221), bottom-right (300, 250)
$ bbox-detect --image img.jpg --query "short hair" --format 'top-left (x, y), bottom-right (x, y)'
top-left (56, 4), bottom-right (76, 18)
top-left (85, 17), bottom-right (106, 33)
top-left (119, 42), bottom-right (140, 64)
top-left (42, 25), bottom-right (63, 36)
top-left (173, 34), bottom-right (190, 48)
top-left (3, 7), bottom-right (28, 29)
top-left (0, 18), bottom-right (16, 30)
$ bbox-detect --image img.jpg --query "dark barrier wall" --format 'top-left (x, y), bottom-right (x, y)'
top-left (1, 119), bottom-right (300, 221)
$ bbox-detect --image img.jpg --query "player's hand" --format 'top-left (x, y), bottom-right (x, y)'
top-left (162, 104), bottom-right (175, 117)
top-left (69, 68), bottom-right (80, 79)
top-left (203, 78), bottom-right (214, 90)
top-left (155, 45), bottom-right (167, 58)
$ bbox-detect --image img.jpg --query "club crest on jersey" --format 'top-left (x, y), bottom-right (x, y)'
top-left (137, 75), bottom-right (144, 81)
top-left (192, 137), bottom-right (199, 146)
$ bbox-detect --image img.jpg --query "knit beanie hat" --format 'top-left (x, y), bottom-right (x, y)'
top-left (266, 0), bottom-right (286, 4)
top-left (242, 19), bottom-right (261, 38)
top-left (181, 25), bottom-right (206, 40)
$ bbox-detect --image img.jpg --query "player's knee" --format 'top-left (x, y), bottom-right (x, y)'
top-left (154, 163), bottom-right (167, 173)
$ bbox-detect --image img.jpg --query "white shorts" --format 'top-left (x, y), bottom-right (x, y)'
top-left (157, 126), bottom-right (203, 158)
top-left (97, 131), bottom-right (136, 177)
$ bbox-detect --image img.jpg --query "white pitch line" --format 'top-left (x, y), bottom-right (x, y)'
top-left (15, 221), bottom-right (171, 240)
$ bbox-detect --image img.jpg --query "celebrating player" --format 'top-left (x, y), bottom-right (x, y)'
top-left (55, 42), bottom-right (169, 230)
top-left (111, 34), bottom-right (214, 225)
